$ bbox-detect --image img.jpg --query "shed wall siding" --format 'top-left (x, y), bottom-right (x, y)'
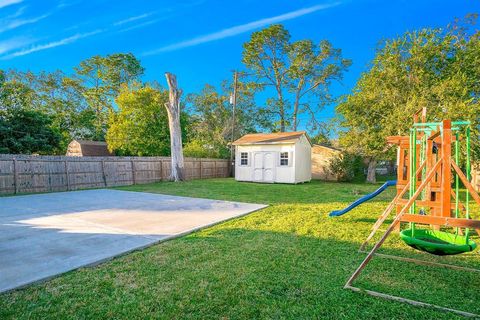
top-left (294, 135), bottom-right (312, 183)
top-left (311, 145), bottom-right (341, 181)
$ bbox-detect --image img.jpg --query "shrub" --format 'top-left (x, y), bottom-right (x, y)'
top-left (0, 109), bottom-right (61, 154)
top-left (183, 139), bottom-right (229, 159)
top-left (328, 153), bottom-right (364, 182)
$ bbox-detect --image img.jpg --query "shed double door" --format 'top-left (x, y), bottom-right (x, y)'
top-left (253, 152), bottom-right (275, 183)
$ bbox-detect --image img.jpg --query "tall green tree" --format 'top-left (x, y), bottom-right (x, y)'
top-left (185, 82), bottom-right (259, 158)
top-left (242, 25), bottom-right (290, 131)
top-left (0, 71), bottom-right (37, 113)
top-left (106, 84), bottom-right (182, 156)
top-left (74, 53), bottom-right (144, 140)
top-left (0, 108), bottom-right (61, 154)
top-left (288, 39), bottom-right (351, 130)
top-left (242, 24), bottom-right (350, 132)
top-left (0, 69), bottom-right (98, 152)
top-left (33, 71), bottom-right (92, 151)
top-left (337, 15), bottom-right (480, 183)
top-left (185, 84), bottom-right (231, 158)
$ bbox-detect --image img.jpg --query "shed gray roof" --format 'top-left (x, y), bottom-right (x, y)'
top-left (69, 140), bottom-right (112, 156)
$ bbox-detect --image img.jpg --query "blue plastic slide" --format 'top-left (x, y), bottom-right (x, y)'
top-left (329, 180), bottom-right (397, 217)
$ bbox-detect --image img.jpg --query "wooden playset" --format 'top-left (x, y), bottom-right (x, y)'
top-left (344, 108), bottom-right (480, 317)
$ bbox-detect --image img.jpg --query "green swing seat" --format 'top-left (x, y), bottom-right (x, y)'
top-left (400, 228), bottom-right (477, 256)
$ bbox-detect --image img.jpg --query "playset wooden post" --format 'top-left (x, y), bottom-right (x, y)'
top-left (441, 120), bottom-right (452, 219)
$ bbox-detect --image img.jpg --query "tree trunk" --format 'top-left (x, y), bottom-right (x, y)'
top-left (292, 80), bottom-right (303, 132)
top-left (276, 85), bottom-right (286, 132)
top-left (387, 160), bottom-right (395, 175)
top-left (280, 109), bottom-right (285, 132)
top-left (366, 158), bottom-right (377, 183)
top-left (293, 94), bottom-right (300, 132)
top-left (164, 72), bottom-right (185, 182)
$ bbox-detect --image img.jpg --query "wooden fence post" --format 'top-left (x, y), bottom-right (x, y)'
top-left (131, 160), bottom-right (136, 185)
top-left (214, 161), bottom-right (217, 178)
top-left (13, 158), bottom-right (18, 194)
top-left (102, 160), bottom-right (107, 187)
top-left (199, 160), bottom-right (203, 179)
top-left (64, 160), bottom-right (70, 191)
top-left (160, 160), bottom-right (163, 181)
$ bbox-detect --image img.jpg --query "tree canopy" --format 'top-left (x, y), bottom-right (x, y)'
top-left (184, 82), bottom-right (258, 158)
top-left (73, 53), bottom-right (145, 140)
top-left (106, 84), bottom-right (180, 156)
top-left (0, 108), bottom-right (61, 154)
top-left (0, 52), bottom-right (145, 154)
top-left (242, 24), bottom-right (351, 132)
top-left (336, 15), bottom-right (480, 182)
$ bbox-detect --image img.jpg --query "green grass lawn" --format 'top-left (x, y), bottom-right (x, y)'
top-left (1, 178), bottom-right (479, 319)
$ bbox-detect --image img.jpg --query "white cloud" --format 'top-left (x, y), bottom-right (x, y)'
top-left (56, 0), bottom-right (81, 9)
top-left (5, 5), bottom-right (25, 18)
top-left (1, 29), bottom-right (104, 59)
top-left (0, 0), bottom-right (22, 9)
top-left (0, 9), bottom-right (158, 58)
top-left (118, 19), bottom-right (161, 33)
top-left (114, 12), bottom-right (154, 26)
top-left (0, 13), bottom-right (50, 33)
top-left (0, 36), bottom-right (33, 54)
top-left (143, 2), bottom-right (340, 56)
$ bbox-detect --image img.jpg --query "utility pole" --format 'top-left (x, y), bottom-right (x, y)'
top-left (230, 71), bottom-right (238, 163)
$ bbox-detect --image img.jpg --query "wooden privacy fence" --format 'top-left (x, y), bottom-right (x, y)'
top-left (0, 154), bottom-right (231, 195)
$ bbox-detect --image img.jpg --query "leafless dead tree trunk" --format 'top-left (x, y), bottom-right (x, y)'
top-left (164, 72), bottom-right (185, 181)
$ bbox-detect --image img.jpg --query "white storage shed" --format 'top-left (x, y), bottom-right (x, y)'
top-left (232, 131), bottom-right (312, 184)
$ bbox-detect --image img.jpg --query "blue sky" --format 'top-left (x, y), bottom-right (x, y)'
top-left (0, 0), bottom-right (478, 127)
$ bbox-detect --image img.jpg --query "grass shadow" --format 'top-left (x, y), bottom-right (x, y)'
top-left (118, 178), bottom-right (397, 205)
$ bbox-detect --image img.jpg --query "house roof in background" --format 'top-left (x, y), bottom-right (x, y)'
top-left (70, 140), bottom-right (112, 156)
top-left (312, 144), bottom-right (342, 152)
top-left (232, 131), bottom-right (308, 145)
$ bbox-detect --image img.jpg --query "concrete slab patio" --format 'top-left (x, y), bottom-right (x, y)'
top-left (0, 189), bottom-right (267, 293)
